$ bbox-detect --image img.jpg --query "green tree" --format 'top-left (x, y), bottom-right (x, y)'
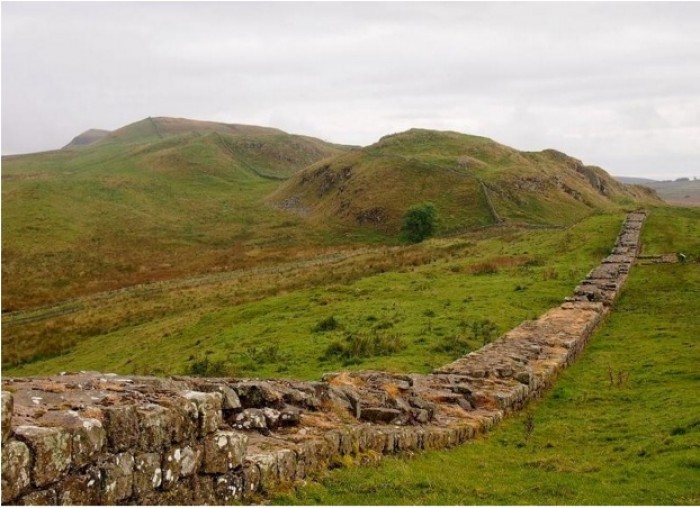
top-left (401, 202), bottom-right (438, 243)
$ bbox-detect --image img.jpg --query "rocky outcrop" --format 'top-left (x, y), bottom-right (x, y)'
top-left (0, 211), bottom-right (646, 505)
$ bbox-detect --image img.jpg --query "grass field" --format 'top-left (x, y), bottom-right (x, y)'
top-left (4, 211), bottom-right (626, 378)
top-left (1, 122), bottom-right (350, 311)
top-left (269, 206), bottom-right (700, 505)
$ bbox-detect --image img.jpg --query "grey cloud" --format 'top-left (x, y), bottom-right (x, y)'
top-left (2, 2), bottom-right (699, 179)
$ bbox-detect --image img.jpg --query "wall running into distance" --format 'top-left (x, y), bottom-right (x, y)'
top-left (1, 211), bottom-right (646, 505)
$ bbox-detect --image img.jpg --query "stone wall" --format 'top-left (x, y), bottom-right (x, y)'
top-left (1, 211), bottom-right (646, 505)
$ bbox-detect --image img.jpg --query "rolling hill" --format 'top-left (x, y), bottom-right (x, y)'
top-left (63, 128), bottom-right (111, 149)
top-left (1, 117), bottom-right (352, 310)
top-left (271, 129), bottom-right (661, 234)
top-left (616, 176), bottom-right (700, 206)
top-left (2, 120), bottom-right (660, 313)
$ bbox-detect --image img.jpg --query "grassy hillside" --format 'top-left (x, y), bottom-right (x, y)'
top-left (271, 129), bottom-right (661, 234)
top-left (63, 128), bottom-right (111, 149)
top-left (4, 211), bottom-right (627, 378)
top-left (2, 120), bottom-right (664, 374)
top-left (2, 118), bottom-right (350, 310)
top-left (272, 206), bottom-right (700, 505)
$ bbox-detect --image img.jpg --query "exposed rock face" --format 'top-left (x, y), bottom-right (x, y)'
top-left (0, 211), bottom-right (646, 505)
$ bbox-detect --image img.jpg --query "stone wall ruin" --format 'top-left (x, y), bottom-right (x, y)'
top-left (1, 211), bottom-right (646, 505)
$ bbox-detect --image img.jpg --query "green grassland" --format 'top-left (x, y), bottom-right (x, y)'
top-left (271, 206), bottom-right (700, 505)
top-left (2, 122), bottom-right (659, 315)
top-left (1, 118), bottom-right (351, 311)
top-left (5, 211), bottom-right (626, 377)
top-left (0, 120), bottom-right (667, 382)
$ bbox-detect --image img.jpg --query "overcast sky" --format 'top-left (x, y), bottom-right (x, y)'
top-left (3, 2), bottom-right (699, 179)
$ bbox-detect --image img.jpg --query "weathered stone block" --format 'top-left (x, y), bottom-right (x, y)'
top-left (233, 408), bottom-right (268, 433)
top-left (294, 448), bottom-right (306, 480)
top-left (19, 488), bottom-right (57, 506)
top-left (241, 462), bottom-right (261, 498)
top-left (136, 403), bottom-right (173, 452)
top-left (1, 439), bottom-right (31, 503)
top-left (2, 391), bottom-right (13, 442)
top-left (382, 428), bottom-right (398, 453)
top-left (38, 411), bottom-right (105, 469)
top-left (338, 427), bottom-right (356, 455)
top-left (160, 444), bottom-right (201, 490)
top-left (262, 407), bottom-right (282, 429)
top-left (396, 428), bottom-right (420, 451)
top-left (276, 449), bottom-right (297, 482)
top-left (57, 468), bottom-right (101, 505)
top-left (161, 447), bottom-right (182, 490)
top-left (182, 391), bottom-right (223, 436)
top-left (360, 407), bottom-right (402, 424)
top-left (159, 398), bottom-right (198, 444)
top-left (300, 439), bottom-right (325, 474)
top-left (180, 445), bottom-right (202, 478)
top-left (364, 427), bottom-right (388, 453)
top-left (279, 405), bottom-right (302, 427)
top-left (336, 386), bottom-right (362, 418)
top-left (102, 405), bottom-right (138, 452)
top-left (190, 474), bottom-right (216, 505)
top-left (133, 452), bottom-right (162, 499)
top-left (100, 452), bottom-right (134, 504)
top-left (201, 383), bottom-right (242, 410)
top-left (247, 453), bottom-right (278, 491)
top-left (214, 472), bottom-right (244, 504)
top-left (350, 425), bottom-right (369, 453)
top-left (411, 408), bottom-right (430, 424)
top-left (233, 382), bottom-right (283, 408)
top-left (323, 430), bottom-right (341, 456)
top-left (203, 430), bottom-right (247, 473)
top-left (71, 418), bottom-right (106, 470)
top-left (14, 425), bottom-right (72, 488)
top-left (150, 478), bottom-right (194, 505)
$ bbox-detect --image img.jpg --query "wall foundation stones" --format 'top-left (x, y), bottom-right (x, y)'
top-left (0, 211), bottom-right (646, 504)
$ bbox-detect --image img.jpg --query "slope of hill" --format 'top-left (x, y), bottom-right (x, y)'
top-left (271, 129), bottom-right (661, 234)
top-left (62, 128), bottom-right (111, 149)
top-left (616, 176), bottom-right (700, 206)
top-left (1, 117), bottom-right (351, 310)
top-left (2, 121), bottom-right (661, 312)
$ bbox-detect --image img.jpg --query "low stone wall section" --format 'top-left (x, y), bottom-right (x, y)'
top-left (1, 211), bottom-right (646, 505)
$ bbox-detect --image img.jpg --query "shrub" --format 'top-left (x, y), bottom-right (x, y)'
top-left (186, 356), bottom-right (232, 377)
top-left (313, 315), bottom-right (340, 332)
top-left (472, 319), bottom-right (499, 346)
top-left (321, 332), bottom-right (405, 363)
top-left (243, 343), bottom-right (282, 365)
top-left (401, 203), bottom-right (438, 243)
top-left (433, 333), bottom-right (472, 355)
top-left (433, 319), bottom-right (500, 353)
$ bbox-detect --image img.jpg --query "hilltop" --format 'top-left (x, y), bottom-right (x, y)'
top-left (272, 128), bottom-right (660, 234)
top-left (63, 128), bottom-right (111, 149)
top-left (1, 117), bottom-right (351, 310)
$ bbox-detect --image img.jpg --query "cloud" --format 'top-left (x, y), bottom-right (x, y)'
top-left (2, 2), bottom-right (699, 179)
